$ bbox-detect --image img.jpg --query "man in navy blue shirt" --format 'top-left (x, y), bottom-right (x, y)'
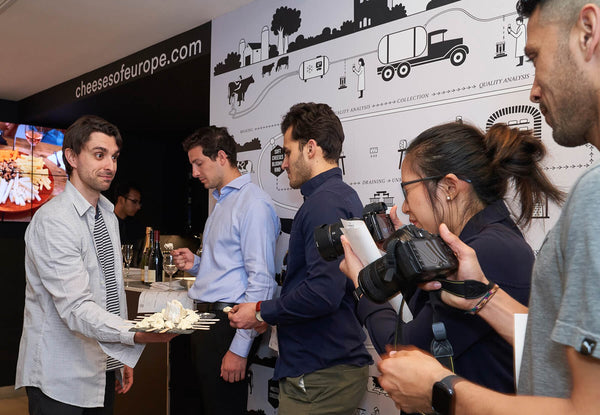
top-left (229, 102), bottom-right (372, 414)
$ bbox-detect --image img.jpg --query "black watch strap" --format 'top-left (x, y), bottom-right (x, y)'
top-left (353, 285), bottom-right (364, 302)
top-left (439, 374), bottom-right (462, 388)
top-left (432, 374), bottom-right (463, 415)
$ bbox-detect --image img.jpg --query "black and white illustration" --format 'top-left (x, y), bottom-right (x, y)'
top-left (352, 57), bottom-right (366, 97)
top-left (228, 74), bottom-right (255, 106)
top-left (376, 26), bottom-right (469, 81)
top-left (298, 55), bottom-right (330, 81)
top-left (210, 0), bottom-right (599, 412)
top-left (507, 16), bottom-right (526, 66)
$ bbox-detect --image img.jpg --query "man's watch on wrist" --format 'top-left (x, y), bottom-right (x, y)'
top-left (432, 374), bottom-right (463, 415)
top-left (255, 301), bottom-right (264, 322)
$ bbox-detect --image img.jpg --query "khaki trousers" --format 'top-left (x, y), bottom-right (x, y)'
top-left (278, 364), bottom-right (369, 415)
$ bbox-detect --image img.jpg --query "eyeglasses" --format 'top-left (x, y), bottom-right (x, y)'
top-left (401, 174), bottom-right (472, 199)
top-left (400, 175), bottom-right (443, 199)
top-left (125, 197), bottom-right (142, 206)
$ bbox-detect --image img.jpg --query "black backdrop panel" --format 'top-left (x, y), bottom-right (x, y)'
top-left (0, 26), bottom-right (212, 386)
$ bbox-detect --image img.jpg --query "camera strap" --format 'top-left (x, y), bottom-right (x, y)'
top-left (430, 292), bottom-right (455, 371)
top-left (392, 293), bottom-right (456, 372)
top-left (437, 279), bottom-right (495, 299)
top-left (427, 280), bottom-right (494, 371)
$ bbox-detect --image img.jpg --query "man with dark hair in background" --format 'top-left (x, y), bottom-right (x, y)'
top-left (15, 115), bottom-right (176, 414)
top-left (358, 1), bottom-right (600, 414)
top-left (113, 182), bottom-right (143, 244)
top-left (229, 102), bottom-right (372, 414)
top-left (171, 125), bottom-right (280, 414)
top-left (113, 182), bottom-right (144, 265)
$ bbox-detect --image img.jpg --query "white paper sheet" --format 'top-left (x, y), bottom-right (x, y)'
top-left (340, 218), bottom-right (383, 265)
top-left (268, 325), bottom-right (279, 352)
top-left (514, 313), bottom-right (528, 383)
top-left (339, 219), bottom-right (412, 321)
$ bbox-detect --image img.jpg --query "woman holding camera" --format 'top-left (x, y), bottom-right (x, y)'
top-left (341, 121), bottom-right (564, 393)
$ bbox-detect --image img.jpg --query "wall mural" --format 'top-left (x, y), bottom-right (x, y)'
top-left (210, 0), bottom-right (598, 413)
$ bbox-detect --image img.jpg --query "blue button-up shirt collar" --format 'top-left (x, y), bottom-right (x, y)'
top-left (212, 173), bottom-right (248, 202)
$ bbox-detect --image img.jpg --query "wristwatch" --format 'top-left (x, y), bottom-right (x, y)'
top-left (432, 374), bottom-right (463, 415)
top-left (255, 301), bottom-right (264, 322)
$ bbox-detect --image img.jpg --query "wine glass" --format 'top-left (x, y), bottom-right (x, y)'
top-left (121, 244), bottom-right (133, 286)
top-left (24, 125), bottom-right (43, 149)
top-left (163, 252), bottom-right (178, 289)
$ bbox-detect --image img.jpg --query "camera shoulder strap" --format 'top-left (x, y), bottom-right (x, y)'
top-left (391, 292), bottom-right (456, 371)
top-left (437, 279), bottom-right (495, 299)
top-left (430, 292), bottom-right (455, 371)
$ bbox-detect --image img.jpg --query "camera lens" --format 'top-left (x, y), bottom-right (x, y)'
top-left (314, 222), bottom-right (345, 261)
top-left (358, 256), bottom-right (405, 303)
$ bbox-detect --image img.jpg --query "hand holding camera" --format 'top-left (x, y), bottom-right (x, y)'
top-left (314, 202), bottom-right (396, 261)
top-left (339, 235), bottom-right (364, 289)
top-left (315, 202), bottom-right (459, 304)
top-left (355, 224), bottom-right (458, 303)
top-left (432, 224), bottom-right (491, 311)
top-left (340, 219), bottom-right (495, 311)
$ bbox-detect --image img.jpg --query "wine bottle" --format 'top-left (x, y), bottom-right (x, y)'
top-left (143, 230), bottom-right (155, 283)
top-left (140, 227), bottom-right (152, 282)
top-left (148, 230), bottom-right (163, 283)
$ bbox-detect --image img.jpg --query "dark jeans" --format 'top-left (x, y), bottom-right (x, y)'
top-left (27, 370), bottom-right (116, 415)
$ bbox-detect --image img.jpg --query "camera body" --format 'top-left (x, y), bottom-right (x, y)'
top-left (357, 224), bottom-right (458, 303)
top-left (362, 202), bottom-right (395, 244)
top-left (314, 202), bottom-right (395, 261)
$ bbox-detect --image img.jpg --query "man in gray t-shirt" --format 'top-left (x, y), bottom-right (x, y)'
top-left (361, 1), bottom-right (600, 414)
top-left (519, 163), bottom-right (600, 397)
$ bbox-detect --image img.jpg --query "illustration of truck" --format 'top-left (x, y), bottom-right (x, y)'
top-left (377, 26), bottom-right (469, 81)
top-left (299, 55), bottom-right (330, 82)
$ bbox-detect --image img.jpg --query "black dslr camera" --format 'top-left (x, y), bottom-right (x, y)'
top-left (314, 202), bottom-right (395, 261)
top-left (356, 224), bottom-right (458, 303)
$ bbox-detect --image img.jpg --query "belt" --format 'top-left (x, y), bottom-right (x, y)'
top-left (194, 301), bottom-right (238, 312)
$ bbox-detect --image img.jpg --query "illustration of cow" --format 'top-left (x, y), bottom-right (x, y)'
top-left (228, 75), bottom-right (255, 106)
top-left (276, 56), bottom-right (289, 71)
top-left (262, 62), bottom-right (275, 77)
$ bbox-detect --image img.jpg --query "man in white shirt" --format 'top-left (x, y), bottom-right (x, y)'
top-left (16, 115), bottom-right (175, 414)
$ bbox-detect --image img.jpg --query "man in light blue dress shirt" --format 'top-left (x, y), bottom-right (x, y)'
top-left (171, 125), bottom-right (280, 415)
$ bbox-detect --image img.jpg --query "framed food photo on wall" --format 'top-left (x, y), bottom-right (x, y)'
top-left (0, 121), bottom-right (67, 222)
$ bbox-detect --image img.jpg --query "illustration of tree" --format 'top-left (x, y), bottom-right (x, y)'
top-left (339, 20), bottom-right (355, 35)
top-left (213, 51), bottom-right (241, 76)
top-left (288, 34), bottom-right (306, 52)
top-left (390, 3), bottom-right (407, 20)
top-left (268, 44), bottom-right (278, 59)
top-left (271, 6), bottom-right (301, 55)
top-left (426, 0), bottom-right (460, 10)
top-left (224, 52), bottom-right (241, 68)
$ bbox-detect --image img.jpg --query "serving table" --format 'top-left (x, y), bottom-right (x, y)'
top-left (114, 269), bottom-right (193, 415)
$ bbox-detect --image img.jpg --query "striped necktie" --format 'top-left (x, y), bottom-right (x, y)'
top-left (94, 208), bottom-right (122, 371)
